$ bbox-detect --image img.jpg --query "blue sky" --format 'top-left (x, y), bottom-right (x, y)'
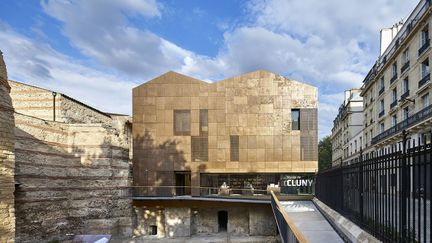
top-left (0, 0), bottom-right (419, 139)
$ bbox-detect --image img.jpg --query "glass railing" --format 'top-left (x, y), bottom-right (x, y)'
top-left (130, 185), bottom-right (314, 201)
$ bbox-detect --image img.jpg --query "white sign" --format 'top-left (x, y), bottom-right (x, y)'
top-left (281, 179), bottom-right (313, 187)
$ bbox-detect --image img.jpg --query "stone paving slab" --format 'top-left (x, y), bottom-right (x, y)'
top-left (280, 201), bottom-right (344, 243)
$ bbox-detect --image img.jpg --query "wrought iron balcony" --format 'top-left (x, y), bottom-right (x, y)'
top-left (379, 87), bottom-right (385, 95)
top-left (418, 39), bottom-right (430, 56)
top-left (418, 73), bottom-right (430, 88)
top-left (401, 90), bottom-right (410, 100)
top-left (379, 110), bottom-right (385, 118)
top-left (390, 100), bottom-right (398, 108)
top-left (372, 104), bottom-right (432, 144)
top-left (401, 61), bottom-right (410, 74)
top-left (390, 74), bottom-right (398, 84)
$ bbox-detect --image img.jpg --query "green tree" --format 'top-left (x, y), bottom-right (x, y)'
top-left (318, 135), bottom-right (332, 171)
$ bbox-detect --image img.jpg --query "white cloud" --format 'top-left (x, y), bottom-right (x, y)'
top-left (0, 23), bottom-right (134, 114)
top-left (2, 0), bottom-right (420, 138)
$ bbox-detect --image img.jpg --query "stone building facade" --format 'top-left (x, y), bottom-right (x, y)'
top-left (361, 0), bottom-right (432, 150)
top-left (6, 79), bottom-right (133, 242)
top-left (0, 51), bottom-right (16, 242)
top-left (331, 89), bottom-right (364, 166)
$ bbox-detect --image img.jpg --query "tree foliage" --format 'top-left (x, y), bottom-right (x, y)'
top-left (318, 135), bottom-right (332, 171)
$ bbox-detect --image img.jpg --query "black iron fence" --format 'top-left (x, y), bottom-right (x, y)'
top-left (316, 132), bottom-right (431, 242)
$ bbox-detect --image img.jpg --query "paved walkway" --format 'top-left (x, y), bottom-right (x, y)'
top-left (280, 201), bottom-right (343, 243)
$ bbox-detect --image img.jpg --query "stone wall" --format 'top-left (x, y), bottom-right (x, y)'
top-left (0, 51), bottom-right (16, 242)
top-left (134, 206), bottom-right (276, 239)
top-left (5, 80), bottom-right (134, 242)
top-left (13, 113), bottom-right (132, 242)
top-left (10, 80), bottom-right (112, 124)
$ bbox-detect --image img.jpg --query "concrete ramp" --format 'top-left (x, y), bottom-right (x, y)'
top-left (280, 201), bottom-right (343, 243)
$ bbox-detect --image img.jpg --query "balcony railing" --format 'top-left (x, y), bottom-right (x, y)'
top-left (401, 90), bottom-right (410, 100)
top-left (379, 87), bottom-right (385, 95)
top-left (390, 100), bottom-right (398, 108)
top-left (379, 110), bottom-right (385, 118)
top-left (372, 103), bottom-right (432, 144)
top-left (418, 39), bottom-right (430, 56)
top-left (390, 74), bottom-right (398, 84)
top-left (418, 73), bottom-right (430, 88)
top-left (401, 61), bottom-right (410, 73)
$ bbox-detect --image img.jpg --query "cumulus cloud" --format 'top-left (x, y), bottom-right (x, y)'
top-left (2, 0), bottom-right (420, 138)
top-left (0, 23), bottom-right (134, 114)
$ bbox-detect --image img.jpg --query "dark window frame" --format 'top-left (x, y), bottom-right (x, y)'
top-left (291, 109), bottom-right (300, 130)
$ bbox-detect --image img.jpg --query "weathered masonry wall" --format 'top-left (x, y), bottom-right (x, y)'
top-left (0, 51), bottom-right (16, 242)
top-left (8, 81), bottom-right (133, 242)
top-left (133, 205), bottom-right (277, 238)
top-left (13, 113), bottom-right (132, 242)
top-left (10, 80), bottom-right (111, 124)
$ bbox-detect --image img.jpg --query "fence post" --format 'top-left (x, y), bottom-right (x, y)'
top-left (359, 147), bottom-right (364, 225)
top-left (401, 130), bottom-right (407, 241)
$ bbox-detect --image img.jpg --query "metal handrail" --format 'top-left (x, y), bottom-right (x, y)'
top-left (270, 191), bottom-right (308, 243)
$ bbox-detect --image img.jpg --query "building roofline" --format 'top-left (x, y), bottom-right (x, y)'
top-left (135, 70), bottom-right (317, 89)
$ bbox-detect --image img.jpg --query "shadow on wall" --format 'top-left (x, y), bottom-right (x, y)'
top-left (133, 130), bottom-right (209, 196)
top-left (13, 124), bottom-right (132, 242)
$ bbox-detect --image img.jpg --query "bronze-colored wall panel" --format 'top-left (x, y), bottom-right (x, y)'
top-left (133, 71), bottom-right (318, 191)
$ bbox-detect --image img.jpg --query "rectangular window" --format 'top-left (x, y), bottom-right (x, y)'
top-left (403, 107), bottom-right (409, 120)
top-left (392, 88), bottom-right (397, 103)
top-left (403, 78), bottom-right (409, 93)
top-left (174, 110), bottom-right (191, 135)
top-left (391, 115), bottom-right (397, 127)
top-left (422, 93), bottom-right (430, 108)
top-left (230, 135), bottom-right (239, 161)
top-left (380, 122), bottom-right (385, 133)
top-left (380, 99), bottom-right (384, 112)
top-left (421, 59), bottom-right (429, 79)
top-left (199, 109), bottom-right (208, 136)
top-left (402, 48), bottom-right (409, 64)
top-left (423, 132), bottom-right (432, 144)
top-left (380, 77), bottom-right (385, 90)
top-left (191, 137), bottom-right (208, 161)
top-left (392, 62), bottom-right (397, 77)
top-left (291, 109), bottom-right (300, 130)
top-left (421, 26), bottom-right (429, 46)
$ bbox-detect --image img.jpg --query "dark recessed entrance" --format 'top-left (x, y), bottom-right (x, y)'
top-left (175, 172), bottom-right (191, 196)
top-left (218, 210), bottom-right (228, 232)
